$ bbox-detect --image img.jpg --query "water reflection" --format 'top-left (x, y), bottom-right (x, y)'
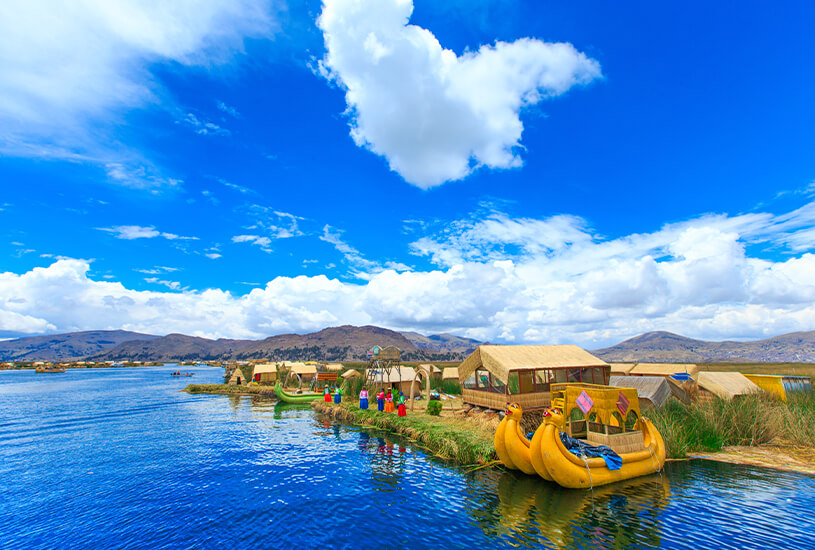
top-left (469, 470), bottom-right (670, 548)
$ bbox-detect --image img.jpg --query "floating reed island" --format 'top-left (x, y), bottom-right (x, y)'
top-left (185, 345), bottom-right (814, 473)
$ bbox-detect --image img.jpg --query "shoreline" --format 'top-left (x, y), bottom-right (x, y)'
top-left (186, 384), bottom-right (815, 476)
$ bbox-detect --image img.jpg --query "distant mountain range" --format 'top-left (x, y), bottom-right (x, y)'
top-left (0, 330), bottom-right (158, 361)
top-left (2, 326), bottom-right (813, 363)
top-left (0, 326), bottom-right (481, 362)
top-left (592, 330), bottom-right (815, 363)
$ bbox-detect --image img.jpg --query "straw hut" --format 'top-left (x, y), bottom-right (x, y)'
top-left (285, 363), bottom-right (318, 386)
top-left (326, 363), bottom-right (344, 371)
top-left (367, 366), bottom-right (421, 396)
top-left (697, 372), bottom-right (760, 402)
top-left (341, 369), bottom-right (362, 379)
top-left (609, 376), bottom-right (672, 410)
top-left (251, 363), bottom-right (277, 385)
top-left (629, 363), bottom-right (700, 380)
top-left (458, 345), bottom-right (610, 411)
top-left (442, 367), bottom-right (459, 380)
top-left (228, 367), bottom-right (246, 386)
top-left (609, 363), bottom-right (636, 376)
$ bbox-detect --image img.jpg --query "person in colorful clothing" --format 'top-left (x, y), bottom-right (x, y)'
top-left (377, 389), bottom-right (385, 411)
top-left (324, 385), bottom-right (332, 403)
top-left (334, 386), bottom-right (342, 404)
top-left (359, 387), bottom-right (369, 410)
top-left (396, 391), bottom-right (407, 417)
top-left (384, 389), bottom-right (395, 413)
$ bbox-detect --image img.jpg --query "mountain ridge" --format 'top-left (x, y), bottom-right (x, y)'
top-left (591, 330), bottom-right (815, 363)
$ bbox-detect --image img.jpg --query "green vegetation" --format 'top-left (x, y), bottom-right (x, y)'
top-left (649, 392), bottom-right (815, 458)
top-left (185, 383), bottom-right (276, 396)
top-left (426, 400), bottom-right (443, 416)
top-left (314, 401), bottom-right (495, 465)
top-left (431, 377), bottom-right (462, 395)
top-left (340, 372), bottom-right (364, 397)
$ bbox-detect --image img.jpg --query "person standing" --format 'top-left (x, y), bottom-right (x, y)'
top-left (396, 391), bottom-right (407, 417)
top-left (334, 386), bottom-right (342, 404)
top-left (384, 389), bottom-right (395, 413)
top-left (359, 387), bottom-right (369, 410)
top-left (377, 389), bottom-right (385, 411)
top-left (324, 385), bottom-right (332, 403)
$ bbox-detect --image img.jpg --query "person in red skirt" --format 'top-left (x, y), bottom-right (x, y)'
top-left (396, 391), bottom-right (407, 417)
top-left (324, 385), bottom-right (332, 403)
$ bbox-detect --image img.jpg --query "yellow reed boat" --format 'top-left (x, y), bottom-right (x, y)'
top-left (495, 383), bottom-right (666, 489)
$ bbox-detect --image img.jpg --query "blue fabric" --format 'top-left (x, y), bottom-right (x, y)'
top-left (334, 394), bottom-right (341, 404)
top-left (670, 373), bottom-right (693, 381)
top-left (359, 398), bottom-right (368, 410)
top-left (377, 399), bottom-right (384, 411)
top-left (559, 432), bottom-right (623, 470)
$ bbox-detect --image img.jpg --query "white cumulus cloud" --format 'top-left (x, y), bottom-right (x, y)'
top-left (317, 0), bottom-right (601, 188)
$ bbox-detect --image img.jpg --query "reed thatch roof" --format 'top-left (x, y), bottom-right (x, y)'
top-left (458, 345), bottom-right (608, 384)
top-left (442, 367), bottom-right (459, 380)
top-left (287, 363), bottom-right (318, 375)
top-left (698, 372), bottom-right (760, 399)
top-left (629, 363), bottom-right (700, 378)
top-left (251, 363), bottom-right (277, 375)
top-left (609, 363), bottom-right (636, 375)
top-left (326, 363), bottom-right (344, 371)
top-left (367, 366), bottom-right (416, 383)
top-left (610, 375), bottom-right (672, 409)
top-left (341, 369), bottom-right (361, 379)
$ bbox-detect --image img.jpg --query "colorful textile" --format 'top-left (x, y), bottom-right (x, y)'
top-left (323, 392), bottom-right (332, 403)
top-left (359, 398), bottom-right (368, 410)
top-left (397, 403), bottom-right (406, 417)
top-left (384, 401), bottom-right (395, 413)
top-left (377, 398), bottom-right (384, 411)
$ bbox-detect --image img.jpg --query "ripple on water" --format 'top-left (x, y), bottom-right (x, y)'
top-left (1, 367), bottom-right (814, 550)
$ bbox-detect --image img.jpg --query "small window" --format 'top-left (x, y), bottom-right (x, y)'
top-left (462, 374), bottom-right (477, 390)
top-left (489, 374), bottom-right (506, 394)
top-left (518, 371), bottom-right (535, 393)
top-left (534, 369), bottom-right (551, 392)
top-left (507, 372), bottom-right (520, 394)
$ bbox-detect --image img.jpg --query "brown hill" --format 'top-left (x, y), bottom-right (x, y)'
top-left (0, 330), bottom-right (158, 361)
top-left (592, 330), bottom-right (815, 363)
top-left (84, 325), bottom-right (472, 362)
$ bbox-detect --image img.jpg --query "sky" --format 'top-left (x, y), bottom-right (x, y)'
top-left (1, 0), bottom-right (814, 347)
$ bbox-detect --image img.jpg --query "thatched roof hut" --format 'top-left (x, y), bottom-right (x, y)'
top-left (610, 376), bottom-right (672, 410)
top-left (458, 345), bottom-right (609, 411)
top-left (284, 363), bottom-right (318, 386)
top-left (609, 363), bottom-right (636, 375)
top-left (326, 363), bottom-right (344, 371)
top-left (697, 372), bottom-right (760, 401)
top-left (366, 366), bottom-right (421, 395)
top-left (442, 367), bottom-right (459, 380)
top-left (251, 363), bottom-right (277, 385)
top-left (629, 363), bottom-right (700, 379)
top-left (341, 369), bottom-right (362, 379)
top-left (228, 367), bottom-right (246, 386)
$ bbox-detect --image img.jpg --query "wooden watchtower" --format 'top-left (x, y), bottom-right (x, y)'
top-left (364, 345), bottom-right (402, 389)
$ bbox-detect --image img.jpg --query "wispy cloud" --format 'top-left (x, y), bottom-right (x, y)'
top-left (217, 101), bottom-right (241, 118)
top-left (144, 277), bottom-right (184, 291)
top-left (0, 1), bottom-right (275, 189)
top-left (232, 234), bottom-right (273, 252)
top-left (180, 112), bottom-right (230, 136)
top-left (98, 225), bottom-right (198, 241)
top-left (136, 266), bottom-right (181, 275)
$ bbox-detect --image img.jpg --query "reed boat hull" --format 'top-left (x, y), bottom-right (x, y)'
top-left (533, 418), bottom-right (666, 489)
top-left (274, 382), bottom-right (322, 403)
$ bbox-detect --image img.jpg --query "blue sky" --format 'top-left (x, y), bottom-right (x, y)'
top-left (1, 0), bottom-right (814, 346)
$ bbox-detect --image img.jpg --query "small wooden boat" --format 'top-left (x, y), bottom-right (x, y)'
top-left (274, 382), bottom-right (322, 403)
top-left (170, 372), bottom-right (194, 377)
top-left (35, 366), bottom-right (66, 373)
top-left (496, 383), bottom-right (666, 489)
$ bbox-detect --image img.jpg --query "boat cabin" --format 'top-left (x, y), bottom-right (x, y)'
top-left (458, 345), bottom-right (610, 411)
top-left (552, 382), bottom-right (645, 454)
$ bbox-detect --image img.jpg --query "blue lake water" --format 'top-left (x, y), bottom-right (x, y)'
top-left (1, 366), bottom-right (814, 549)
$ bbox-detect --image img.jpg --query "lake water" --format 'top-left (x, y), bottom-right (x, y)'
top-left (1, 367), bottom-right (813, 549)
